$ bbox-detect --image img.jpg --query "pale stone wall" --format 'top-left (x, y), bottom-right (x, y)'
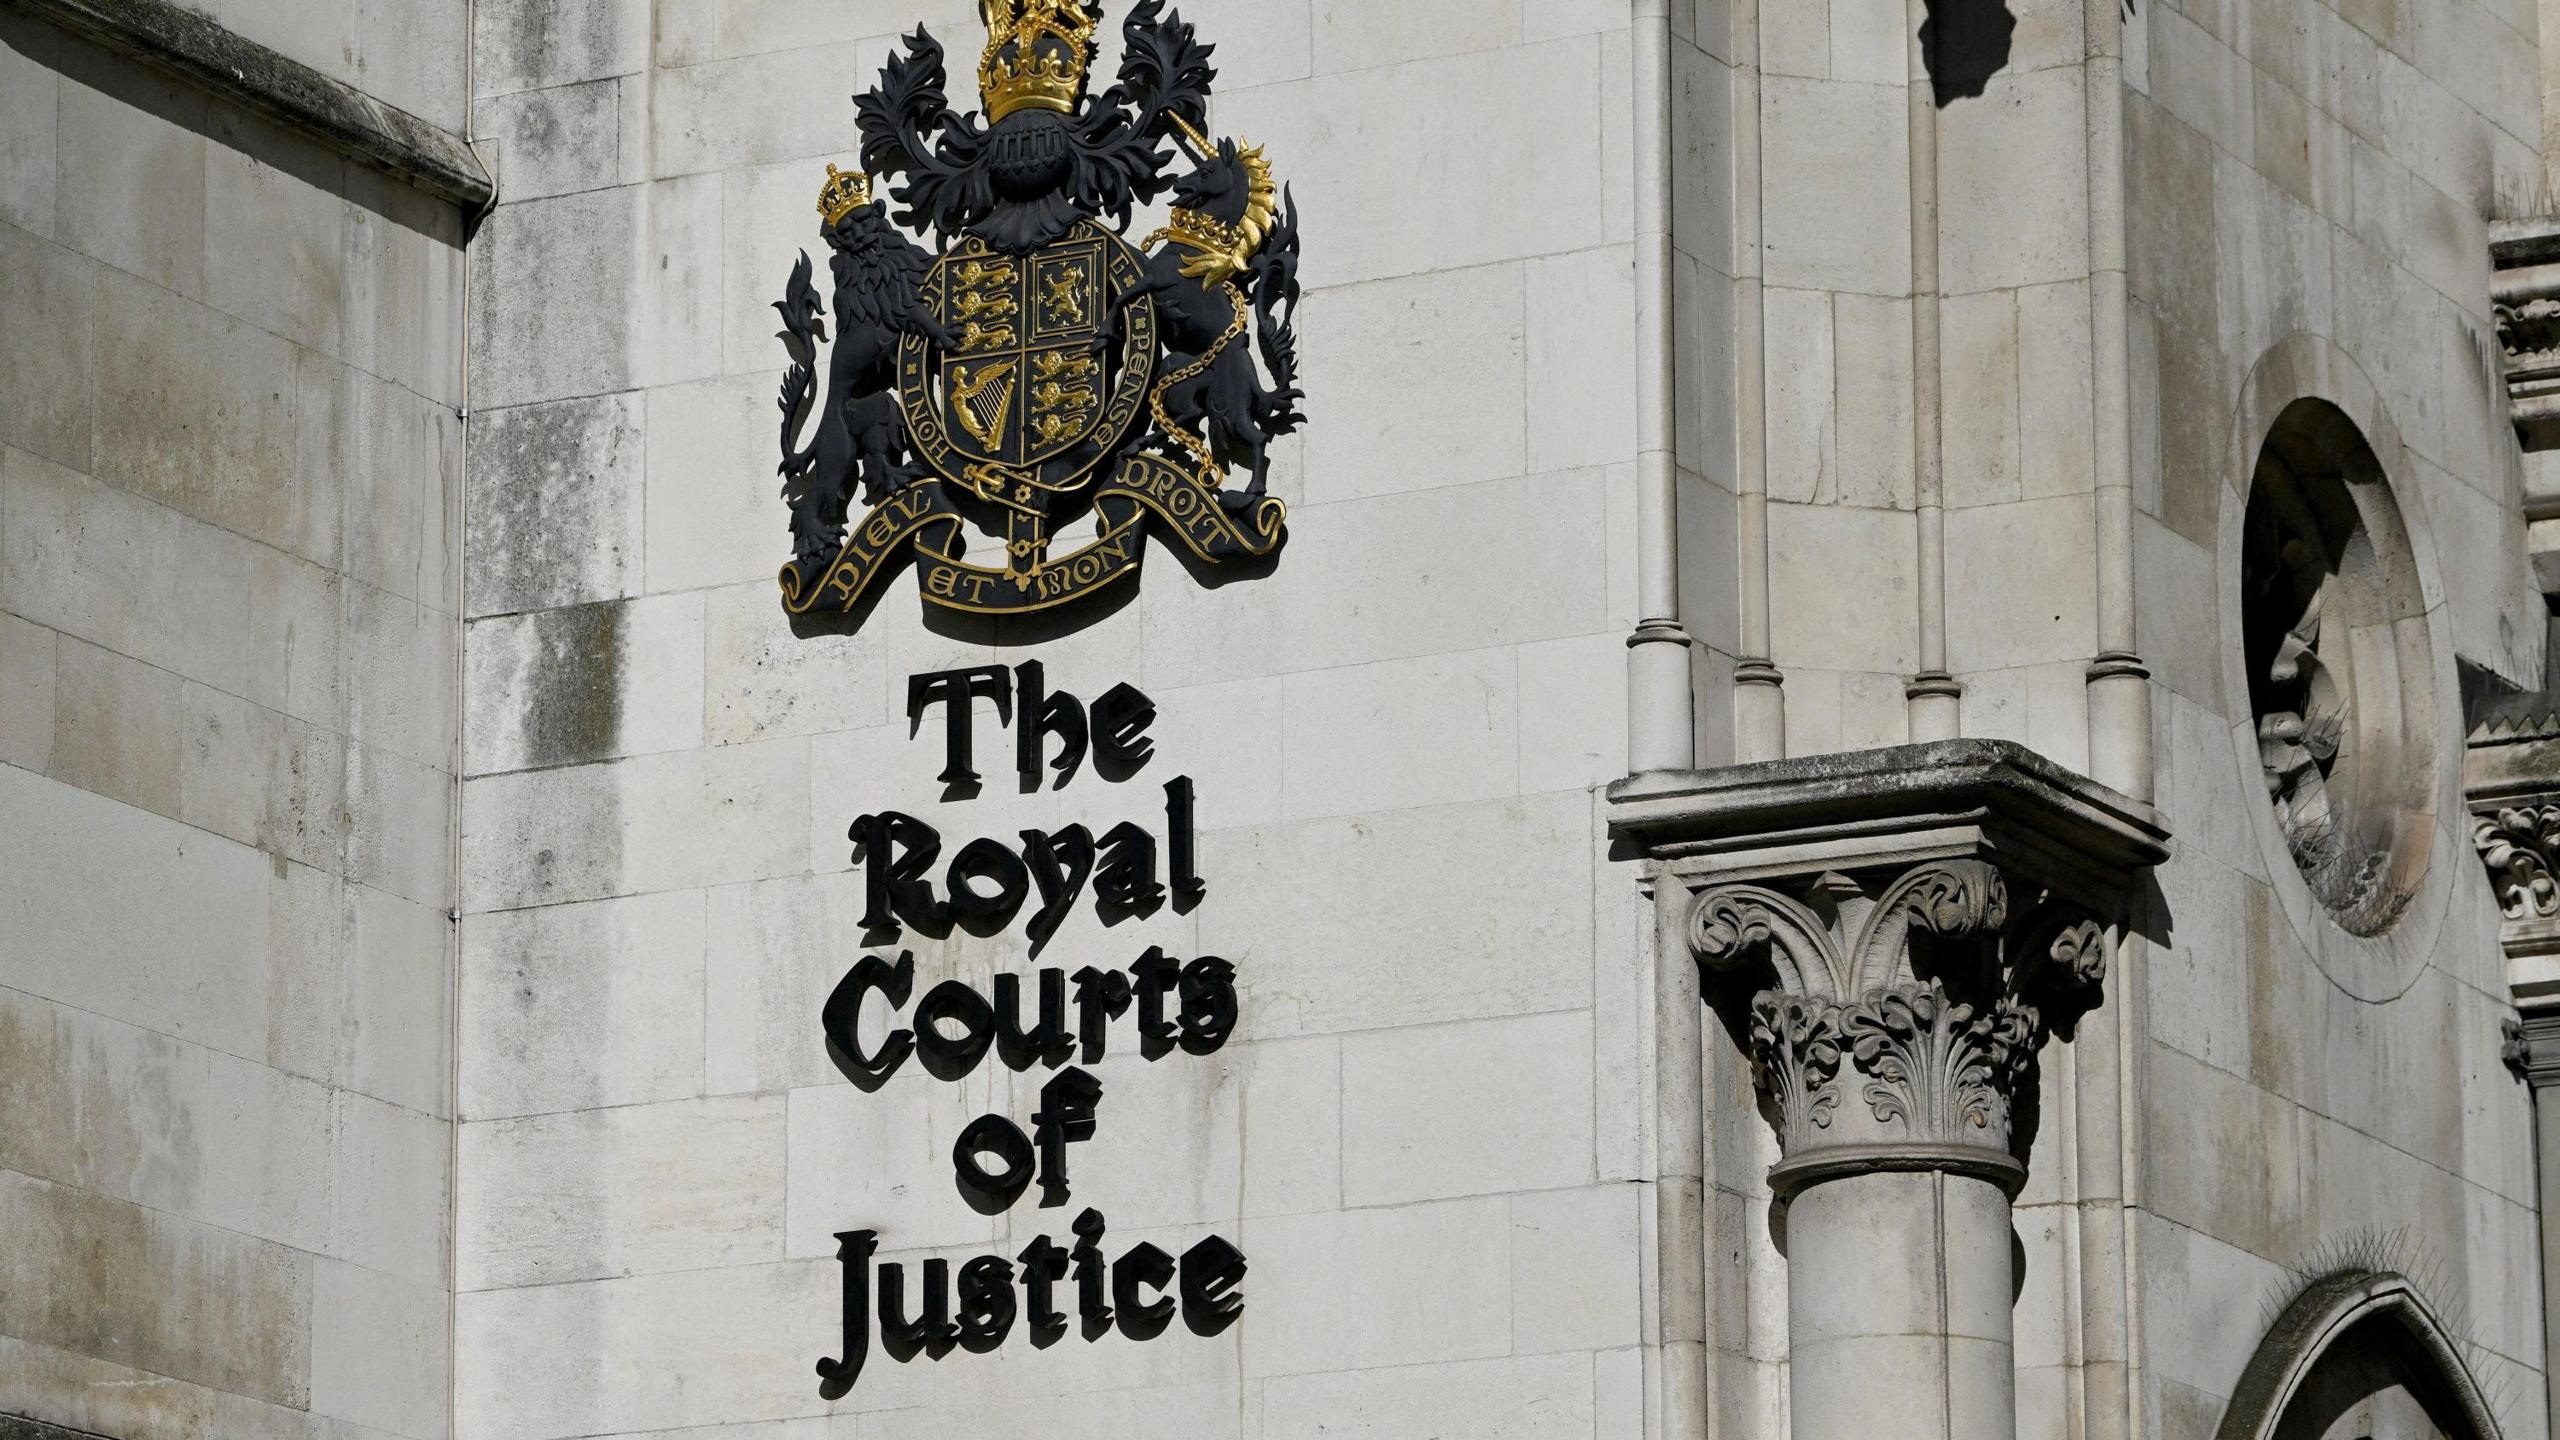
top-left (2126, 0), bottom-right (2551, 1434)
top-left (0, 9), bottom-right (463, 1438)
top-left (455, 1), bottom-right (1652, 1436)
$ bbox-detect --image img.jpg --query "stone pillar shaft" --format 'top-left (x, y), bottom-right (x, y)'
top-left (1787, 1169), bottom-right (2015, 1440)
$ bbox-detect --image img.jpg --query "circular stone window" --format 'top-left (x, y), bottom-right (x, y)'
top-left (2239, 398), bottom-right (2438, 937)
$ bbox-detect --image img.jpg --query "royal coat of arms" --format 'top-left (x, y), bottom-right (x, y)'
top-left (773, 0), bottom-right (1303, 620)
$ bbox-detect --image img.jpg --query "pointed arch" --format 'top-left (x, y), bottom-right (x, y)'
top-left (2216, 1271), bottom-right (2503, 1440)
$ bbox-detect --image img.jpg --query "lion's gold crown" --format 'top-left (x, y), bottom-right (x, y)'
top-left (978, 0), bottom-right (1097, 123)
top-left (817, 165), bottom-right (871, 225)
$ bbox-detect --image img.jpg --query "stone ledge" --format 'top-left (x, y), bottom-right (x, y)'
top-left (2, 0), bottom-right (492, 210)
top-left (0, 1416), bottom-right (114, 1440)
top-left (1606, 738), bottom-right (2170, 902)
top-left (2493, 216), bottom-right (2560, 453)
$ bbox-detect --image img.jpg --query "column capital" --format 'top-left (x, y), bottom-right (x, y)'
top-left (2464, 704), bottom-right (2560, 1001)
top-left (1611, 740), bottom-right (2169, 1197)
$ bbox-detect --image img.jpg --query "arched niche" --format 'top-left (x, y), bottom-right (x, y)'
top-left (2216, 1271), bottom-right (2503, 1440)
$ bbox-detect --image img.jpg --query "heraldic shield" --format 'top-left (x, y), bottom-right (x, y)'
top-left (772, 0), bottom-right (1304, 623)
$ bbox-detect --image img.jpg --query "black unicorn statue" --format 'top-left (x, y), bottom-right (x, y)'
top-left (1103, 116), bottom-right (1304, 505)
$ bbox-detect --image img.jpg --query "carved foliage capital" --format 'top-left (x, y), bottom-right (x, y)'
top-left (1698, 858), bottom-right (2110, 1187)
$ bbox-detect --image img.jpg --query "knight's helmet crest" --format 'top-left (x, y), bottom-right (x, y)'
top-left (978, 0), bottom-right (1099, 122)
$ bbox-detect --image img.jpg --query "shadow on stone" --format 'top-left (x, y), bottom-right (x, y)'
top-left (1920, 0), bottom-right (2017, 106)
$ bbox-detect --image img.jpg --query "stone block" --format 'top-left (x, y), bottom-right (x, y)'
top-left (1302, 262), bottom-right (1528, 505)
top-left (92, 276), bottom-right (318, 567)
top-left (2149, 5), bottom-right (2253, 161)
top-left (635, 172), bottom-right (728, 387)
top-left (1516, 631), bottom-right (1630, 794)
top-left (0, 609), bottom-right (58, 774)
top-left (1833, 291), bottom-right (1915, 509)
top-left (203, 110), bottom-right (353, 358)
top-left (1938, 66), bottom-right (2092, 294)
top-left (476, 0), bottom-right (652, 96)
top-left (0, 764), bottom-right (274, 1056)
top-left (454, 1261), bottom-right (834, 1438)
top-left (652, 35), bottom-right (899, 179)
top-left (866, 1385), bottom-right (1236, 1440)
top-left (474, 80), bottom-right (624, 204)
top-left (462, 889), bottom-right (706, 1118)
top-left (1140, 469), bottom-right (1612, 689)
top-left (1762, 0), bottom-right (1830, 78)
top-left (310, 1259), bottom-right (449, 1439)
top-left (466, 392), bottom-right (647, 617)
top-left (52, 49), bottom-right (207, 300)
top-left (1943, 494), bottom-right (2097, 670)
top-left (1827, 0), bottom-right (1904, 84)
top-left (702, 872), bottom-right (868, 1097)
top-left (332, 1089), bottom-right (451, 1285)
top-left (466, 593), bottom-right (707, 775)
top-left (2141, 1043), bottom-right (2310, 1262)
top-left (0, 223), bottom-right (93, 475)
top-left (1766, 500), bottom-right (1916, 673)
top-left (1765, 285), bottom-right (1837, 504)
top-left (0, 1169), bottom-right (311, 1409)
top-left (471, 186), bottom-right (639, 409)
top-left (1527, 245), bottom-right (1639, 475)
top-left (1217, 38), bottom-right (1606, 290)
top-left (1511, 1183), bottom-right (1642, 1355)
top-left (1261, 1351), bottom-right (1595, 1437)
top-left (175, 681), bottom-right (345, 871)
top-left (342, 740), bottom-right (455, 908)
top-left (2017, 279), bottom-right (2096, 501)
top-left (460, 1094), bottom-right (784, 1289)
top-left (2211, 158), bottom-right (2334, 400)
top-left (706, 581), bottom-right (888, 747)
top-left (1312, 0), bottom-right (1518, 71)
top-left (343, 169), bottom-right (468, 406)
top-left (644, 372), bottom-right (785, 593)
top-left (345, 882), bottom-right (453, 1116)
top-left (2132, 1209), bottom-right (2286, 1402)
top-left (783, 1073), bottom-right (1003, 1259)
top-left (2126, 98), bottom-right (2222, 349)
top-left (1175, 0), bottom-right (1315, 87)
top-left (259, 864), bottom-right (341, 1097)
top-left (1241, 1196), bottom-right (1512, 1376)
top-left (347, 581), bottom-right (460, 770)
top-left (462, 738), bottom-right (810, 911)
top-left (1761, 76), bottom-right (1910, 296)
top-left (1342, 1010), bottom-right (1593, 1205)
top-left (1199, 791), bottom-right (1595, 1040)
top-left (0, 987), bottom-right (335, 1254)
top-left (0, 17), bottom-right (57, 235)
top-left (1281, 647), bottom-right (1520, 820)
top-left (47, 636), bottom-right (181, 819)
top-left (342, 370), bottom-right (463, 613)
top-left (1942, 287), bottom-right (2021, 509)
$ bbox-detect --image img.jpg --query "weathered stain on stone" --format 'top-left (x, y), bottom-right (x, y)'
top-left (464, 392), bottom-right (643, 616)
top-left (0, 1170), bottom-right (311, 1408)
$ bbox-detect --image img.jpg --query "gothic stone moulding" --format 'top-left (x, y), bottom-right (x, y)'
top-left (2465, 706), bottom-right (2560, 973)
top-left (1611, 740), bottom-right (2169, 1197)
top-left (2494, 219), bottom-right (2560, 452)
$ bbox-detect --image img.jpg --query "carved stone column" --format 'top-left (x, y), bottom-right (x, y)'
top-left (1613, 740), bottom-right (2169, 1440)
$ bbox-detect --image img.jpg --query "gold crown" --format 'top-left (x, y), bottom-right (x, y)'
top-left (978, 0), bottom-right (1096, 123)
top-left (817, 166), bottom-right (872, 226)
